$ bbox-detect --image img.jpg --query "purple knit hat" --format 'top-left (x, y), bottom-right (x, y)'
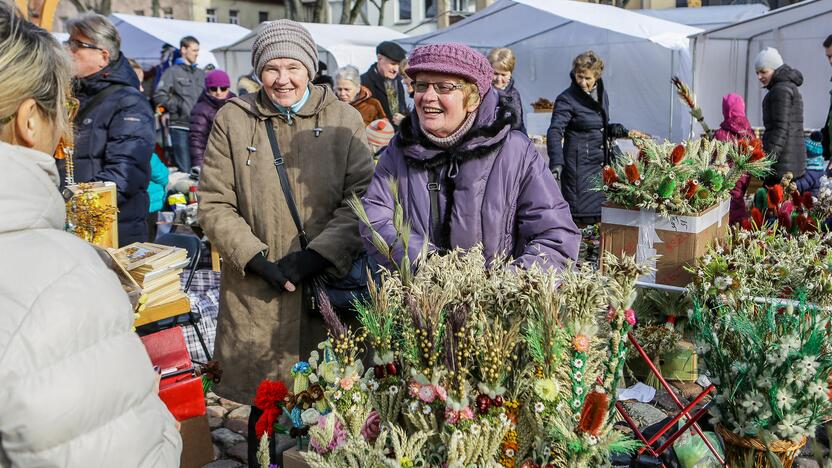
top-left (406, 43), bottom-right (494, 97)
top-left (205, 70), bottom-right (231, 88)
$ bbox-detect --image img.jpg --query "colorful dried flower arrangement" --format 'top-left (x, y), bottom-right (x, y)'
top-left (65, 182), bottom-right (118, 244)
top-left (689, 233), bottom-right (832, 443)
top-left (741, 174), bottom-right (832, 234)
top-left (251, 184), bottom-right (655, 467)
top-left (598, 138), bottom-right (772, 216)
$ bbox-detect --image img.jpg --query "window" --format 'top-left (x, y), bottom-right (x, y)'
top-left (206, 8), bottom-right (216, 22)
top-left (450, 0), bottom-right (473, 11)
top-left (134, 9), bottom-right (144, 15)
top-left (258, 11), bottom-right (269, 23)
top-left (229, 9), bottom-right (239, 24)
top-left (163, 7), bottom-right (173, 19)
top-left (396, 0), bottom-right (411, 22)
top-left (424, 0), bottom-right (436, 18)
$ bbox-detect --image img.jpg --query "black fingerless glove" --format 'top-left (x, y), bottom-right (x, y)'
top-left (245, 253), bottom-right (290, 291)
top-left (277, 250), bottom-right (332, 284)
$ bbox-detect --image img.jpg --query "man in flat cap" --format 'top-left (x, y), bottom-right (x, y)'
top-left (361, 40), bottom-right (408, 129)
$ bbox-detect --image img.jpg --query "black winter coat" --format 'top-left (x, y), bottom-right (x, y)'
top-left (59, 53), bottom-right (154, 245)
top-left (498, 78), bottom-right (526, 135)
top-left (547, 75), bottom-right (627, 220)
top-left (762, 64), bottom-right (805, 181)
top-left (188, 90), bottom-right (235, 168)
top-left (822, 76), bottom-right (831, 161)
top-left (361, 64), bottom-right (407, 129)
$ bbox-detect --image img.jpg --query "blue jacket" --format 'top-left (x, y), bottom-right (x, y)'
top-left (59, 53), bottom-right (154, 246)
top-left (147, 154), bottom-right (168, 213)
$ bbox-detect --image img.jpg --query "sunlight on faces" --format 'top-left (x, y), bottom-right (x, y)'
top-left (574, 69), bottom-right (598, 94)
top-left (260, 58), bottom-right (310, 108)
top-left (67, 32), bottom-right (109, 78)
top-left (414, 71), bottom-right (479, 139)
top-left (492, 69), bottom-right (511, 90)
top-left (0, 98), bottom-right (61, 155)
top-left (208, 87), bottom-right (230, 100)
top-left (756, 68), bottom-right (775, 87)
top-left (335, 79), bottom-right (359, 103)
top-left (376, 54), bottom-right (400, 80)
top-left (181, 43), bottom-right (199, 65)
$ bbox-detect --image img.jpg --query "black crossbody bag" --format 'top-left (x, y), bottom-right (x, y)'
top-left (263, 122), bottom-right (378, 313)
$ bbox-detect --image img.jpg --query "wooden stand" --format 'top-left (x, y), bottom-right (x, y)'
top-left (66, 181), bottom-right (119, 249)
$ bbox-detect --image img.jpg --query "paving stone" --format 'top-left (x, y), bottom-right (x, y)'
top-left (226, 442), bottom-right (248, 464)
top-left (208, 416), bottom-right (224, 430)
top-left (228, 405), bottom-right (251, 421)
top-left (219, 398), bottom-right (242, 411)
top-left (620, 401), bottom-right (667, 428)
top-left (206, 391), bottom-right (221, 405)
top-left (211, 428), bottom-right (246, 450)
top-left (212, 444), bottom-right (221, 461)
top-left (202, 460), bottom-right (242, 468)
top-left (207, 405), bottom-right (228, 419)
top-left (670, 381), bottom-right (707, 401)
top-left (653, 388), bottom-right (690, 413)
top-left (224, 418), bottom-right (248, 437)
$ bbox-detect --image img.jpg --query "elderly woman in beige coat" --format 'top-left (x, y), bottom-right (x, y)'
top-left (198, 20), bottom-right (374, 461)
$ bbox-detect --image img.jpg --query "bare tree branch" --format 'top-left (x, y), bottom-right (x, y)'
top-left (348, 0), bottom-right (367, 23)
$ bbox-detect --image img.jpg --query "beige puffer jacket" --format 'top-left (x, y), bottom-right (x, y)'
top-left (0, 141), bottom-right (182, 467)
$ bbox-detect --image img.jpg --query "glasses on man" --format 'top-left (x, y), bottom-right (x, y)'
top-left (413, 81), bottom-right (465, 95)
top-left (64, 38), bottom-right (103, 52)
top-left (208, 86), bottom-right (229, 92)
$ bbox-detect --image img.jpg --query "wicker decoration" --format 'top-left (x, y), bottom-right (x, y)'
top-left (716, 425), bottom-right (806, 468)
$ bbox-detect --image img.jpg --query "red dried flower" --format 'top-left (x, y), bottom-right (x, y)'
top-left (624, 163), bottom-right (640, 184)
top-left (577, 391), bottom-right (609, 436)
top-left (796, 213), bottom-right (809, 233)
top-left (253, 379), bottom-right (288, 437)
top-left (778, 211), bottom-right (793, 231)
top-left (749, 148), bottom-right (766, 162)
top-left (740, 218), bottom-right (752, 231)
top-left (670, 144), bottom-right (685, 165)
top-left (802, 192), bottom-right (814, 210)
top-left (602, 166), bottom-right (618, 186)
top-left (768, 185), bottom-right (784, 207)
top-left (684, 180), bottom-right (699, 200)
top-left (751, 207), bottom-right (764, 228)
top-left (737, 139), bottom-right (750, 154)
top-left (791, 191), bottom-right (802, 209)
top-left (751, 138), bottom-right (763, 151)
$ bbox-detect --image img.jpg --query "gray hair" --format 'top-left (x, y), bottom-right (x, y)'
top-left (66, 12), bottom-right (121, 62)
top-left (334, 65), bottom-right (361, 87)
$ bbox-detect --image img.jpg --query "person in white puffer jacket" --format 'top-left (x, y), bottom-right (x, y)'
top-left (0, 4), bottom-right (182, 467)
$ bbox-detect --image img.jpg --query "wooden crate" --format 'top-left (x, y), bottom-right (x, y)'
top-left (66, 181), bottom-right (119, 248)
top-left (600, 200), bottom-right (729, 287)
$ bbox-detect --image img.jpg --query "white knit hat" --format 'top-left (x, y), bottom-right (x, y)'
top-left (754, 47), bottom-right (783, 71)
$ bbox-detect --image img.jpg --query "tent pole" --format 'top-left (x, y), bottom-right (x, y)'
top-left (669, 49), bottom-right (675, 140)
top-left (689, 38), bottom-right (697, 139)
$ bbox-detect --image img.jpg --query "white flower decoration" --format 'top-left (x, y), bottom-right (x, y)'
top-left (775, 389), bottom-right (796, 411)
top-left (573, 359), bottom-right (584, 369)
top-left (388, 385), bottom-right (399, 395)
top-left (807, 381), bottom-right (827, 400)
top-left (333, 390), bottom-right (342, 400)
top-left (352, 392), bottom-right (362, 403)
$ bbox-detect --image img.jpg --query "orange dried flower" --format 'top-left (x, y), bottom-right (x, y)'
top-left (768, 185), bottom-right (784, 207)
top-left (602, 166), bottom-right (618, 186)
top-left (684, 180), bottom-right (699, 200)
top-left (624, 163), bottom-right (640, 184)
top-left (577, 391), bottom-right (609, 436)
top-left (670, 144), bottom-right (685, 165)
top-left (749, 148), bottom-right (766, 162)
top-left (572, 334), bottom-right (590, 352)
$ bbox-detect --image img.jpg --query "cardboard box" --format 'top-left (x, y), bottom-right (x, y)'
top-left (178, 414), bottom-right (214, 468)
top-left (283, 447), bottom-right (311, 468)
top-left (600, 200), bottom-right (729, 287)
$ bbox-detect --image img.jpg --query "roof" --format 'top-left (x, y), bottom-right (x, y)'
top-left (109, 13), bottom-right (251, 67)
top-left (398, 0), bottom-right (702, 50)
top-left (636, 4), bottom-right (768, 30)
top-left (693, 0), bottom-right (831, 39)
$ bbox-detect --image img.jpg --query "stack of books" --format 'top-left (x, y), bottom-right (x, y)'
top-left (111, 243), bottom-right (191, 325)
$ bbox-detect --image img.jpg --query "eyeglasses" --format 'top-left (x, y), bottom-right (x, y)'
top-left (413, 81), bottom-right (465, 95)
top-left (208, 86), bottom-right (229, 92)
top-left (64, 38), bottom-right (103, 52)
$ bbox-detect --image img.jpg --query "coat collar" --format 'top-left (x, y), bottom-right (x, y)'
top-left (229, 84), bottom-right (334, 120)
top-left (0, 141), bottom-right (65, 234)
top-left (568, 72), bottom-right (606, 113)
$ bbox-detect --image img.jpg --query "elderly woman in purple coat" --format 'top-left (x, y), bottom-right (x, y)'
top-left (361, 43), bottom-right (580, 271)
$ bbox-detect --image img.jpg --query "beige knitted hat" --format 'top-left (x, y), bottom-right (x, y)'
top-left (252, 20), bottom-right (318, 79)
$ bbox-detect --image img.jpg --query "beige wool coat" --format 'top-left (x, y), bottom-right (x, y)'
top-left (198, 85), bottom-right (374, 403)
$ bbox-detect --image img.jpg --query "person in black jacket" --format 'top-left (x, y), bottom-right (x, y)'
top-left (361, 41), bottom-right (407, 129)
top-left (547, 51), bottom-right (629, 226)
top-left (755, 47), bottom-right (805, 185)
top-left (62, 13), bottom-right (154, 245)
top-left (488, 47), bottom-right (526, 134)
top-left (822, 34), bottom-right (832, 162)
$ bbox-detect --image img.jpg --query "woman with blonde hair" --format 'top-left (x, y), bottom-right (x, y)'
top-left (0, 3), bottom-right (181, 466)
top-left (547, 50), bottom-right (630, 226)
top-left (488, 47), bottom-right (525, 134)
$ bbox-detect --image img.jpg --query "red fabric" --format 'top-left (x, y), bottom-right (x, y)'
top-left (252, 380), bottom-right (288, 437)
top-left (140, 328), bottom-right (206, 421)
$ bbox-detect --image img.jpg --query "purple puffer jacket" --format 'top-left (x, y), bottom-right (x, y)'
top-left (189, 90), bottom-right (235, 168)
top-left (361, 89), bottom-right (581, 271)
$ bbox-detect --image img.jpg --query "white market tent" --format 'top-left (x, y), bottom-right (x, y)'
top-left (637, 4), bottom-right (768, 31)
top-left (691, 0), bottom-right (832, 132)
top-left (213, 22), bottom-right (407, 85)
top-left (397, 0), bottom-right (703, 141)
top-left (109, 14), bottom-right (251, 68)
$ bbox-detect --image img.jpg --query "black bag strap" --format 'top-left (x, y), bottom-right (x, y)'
top-left (75, 85), bottom-right (129, 125)
top-left (427, 169), bottom-right (442, 246)
top-left (264, 120), bottom-right (311, 249)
